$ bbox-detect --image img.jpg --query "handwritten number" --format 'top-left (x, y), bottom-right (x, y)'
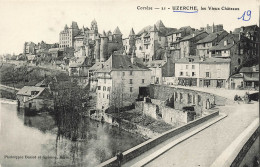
top-left (238, 10), bottom-right (251, 21)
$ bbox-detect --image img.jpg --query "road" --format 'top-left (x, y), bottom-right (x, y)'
top-left (142, 102), bottom-right (258, 167)
top-left (171, 85), bottom-right (258, 100)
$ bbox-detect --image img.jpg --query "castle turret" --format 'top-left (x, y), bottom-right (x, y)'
top-left (129, 28), bottom-right (136, 55)
top-left (113, 26), bottom-right (123, 43)
top-left (94, 36), bottom-right (100, 62)
top-left (91, 19), bottom-right (98, 33)
top-left (100, 31), bottom-right (108, 62)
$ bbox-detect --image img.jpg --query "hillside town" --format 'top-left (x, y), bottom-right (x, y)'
top-left (0, 19), bottom-right (259, 167)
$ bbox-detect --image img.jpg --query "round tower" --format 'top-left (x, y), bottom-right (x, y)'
top-left (100, 31), bottom-right (108, 62)
top-left (113, 26), bottom-right (123, 43)
top-left (94, 38), bottom-right (100, 62)
top-left (129, 28), bottom-right (136, 55)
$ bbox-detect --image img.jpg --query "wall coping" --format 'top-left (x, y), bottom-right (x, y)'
top-left (97, 110), bottom-right (219, 167)
top-left (210, 118), bottom-right (259, 167)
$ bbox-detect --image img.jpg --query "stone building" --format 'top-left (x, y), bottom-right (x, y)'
top-left (95, 54), bottom-right (151, 111)
top-left (122, 28), bottom-right (136, 55)
top-left (59, 21), bottom-right (80, 49)
top-left (229, 65), bottom-right (259, 90)
top-left (209, 30), bottom-right (258, 75)
top-left (134, 20), bottom-right (176, 62)
top-left (196, 31), bottom-right (228, 58)
top-left (175, 56), bottom-right (230, 87)
top-left (16, 86), bottom-right (54, 112)
top-left (166, 26), bottom-right (194, 60)
top-left (94, 27), bottom-right (124, 63)
top-left (200, 23), bottom-right (224, 33)
top-left (179, 31), bottom-right (208, 58)
top-left (24, 42), bottom-right (36, 55)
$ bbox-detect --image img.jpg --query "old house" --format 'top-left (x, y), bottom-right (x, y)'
top-left (16, 86), bottom-right (54, 112)
top-left (69, 56), bottom-right (90, 84)
top-left (95, 54), bottom-right (151, 111)
top-left (179, 31), bottom-right (208, 58)
top-left (175, 56), bottom-right (230, 87)
top-left (229, 65), bottom-right (259, 90)
top-left (166, 26), bottom-right (194, 60)
top-left (196, 31), bottom-right (228, 57)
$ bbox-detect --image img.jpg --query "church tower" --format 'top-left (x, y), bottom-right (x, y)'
top-left (113, 26), bottom-right (123, 44)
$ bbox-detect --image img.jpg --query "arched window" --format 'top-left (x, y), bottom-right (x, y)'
top-left (103, 86), bottom-right (106, 91)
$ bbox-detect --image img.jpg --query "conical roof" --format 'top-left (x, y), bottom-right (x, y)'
top-left (113, 26), bottom-right (122, 35)
top-left (155, 20), bottom-right (165, 29)
top-left (129, 28), bottom-right (135, 36)
top-left (150, 24), bottom-right (158, 32)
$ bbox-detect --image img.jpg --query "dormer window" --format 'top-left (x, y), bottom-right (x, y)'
top-left (224, 41), bottom-right (227, 46)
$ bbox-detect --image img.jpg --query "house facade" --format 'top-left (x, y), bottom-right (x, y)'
top-left (95, 54), bottom-right (151, 111)
top-left (175, 56), bottom-right (230, 87)
top-left (196, 31), bottom-right (228, 58)
top-left (16, 86), bottom-right (54, 112)
top-left (179, 31), bottom-right (208, 58)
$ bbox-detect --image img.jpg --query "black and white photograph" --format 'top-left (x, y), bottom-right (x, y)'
top-left (0, 0), bottom-right (259, 166)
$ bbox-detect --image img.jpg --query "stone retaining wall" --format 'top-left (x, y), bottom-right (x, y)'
top-left (97, 110), bottom-right (219, 167)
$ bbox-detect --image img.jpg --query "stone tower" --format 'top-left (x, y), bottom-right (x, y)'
top-left (129, 28), bottom-right (136, 55)
top-left (94, 37), bottom-right (100, 62)
top-left (100, 31), bottom-right (108, 62)
top-left (91, 19), bottom-right (98, 33)
top-left (150, 24), bottom-right (159, 61)
top-left (113, 26), bottom-right (123, 44)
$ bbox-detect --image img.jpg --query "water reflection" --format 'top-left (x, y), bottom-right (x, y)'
top-left (0, 102), bottom-right (145, 167)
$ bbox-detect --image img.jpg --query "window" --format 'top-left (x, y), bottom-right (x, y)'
top-left (130, 87), bottom-right (133, 92)
top-left (146, 45), bottom-right (148, 49)
top-left (130, 79), bottom-right (133, 84)
top-left (206, 72), bottom-right (210, 77)
top-left (180, 72), bottom-right (183, 76)
top-left (238, 58), bottom-right (241, 65)
top-left (103, 86), bottom-right (106, 91)
top-left (130, 71), bottom-right (133, 75)
top-left (186, 72), bottom-right (188, 76)
top-left (122, 72), bottom-right (125, 76)
top-left (186, 65), bottom-right (188, 69)
top-left (107, 87), bottom-right (111, 92)
top-left (103, 93), bottom-right (104, 98)
top-left (192, 72), bottom-right (196, 76)
top-left (107, 94), bottom-right (109, 99)
top-left (97, 86), bottom-right (101, 90)
top-left (142, 79), bottom-right (145, 83)
top-left (197, 95), bottom-right (201, 105)
top-left (192, 65), bottom-right (195, 69)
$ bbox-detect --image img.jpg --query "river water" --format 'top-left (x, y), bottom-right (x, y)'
top-left (0, 101), bottom-right (145, 167)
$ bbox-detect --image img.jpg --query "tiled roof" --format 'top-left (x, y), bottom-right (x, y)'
top-left (176, 56), bottom-right (230, 64)
top-left (230, 73), bottom-right (243, 78)
top-left (113, 26), bottom-right (122, 35)
top-left (96, 54), bottom-right (150, 72)
top-left (180, 31), bottom-right (207, 41)
top-left (89, 62), bottom-right (105, 71)
top-left (144, 60), bottom-right (167, 68)
top-left (209, 34), bottom-right (239, 51)
top-left (196, 31), bottom-right (227, 44)
top-left (243, 75), bottom-right (259, 82)
top-left (233, 25), bottom-right (259, 34)
top-left (17, 86), bottom-right (45, 96)
top-left (240, 65), bottom-right (259, 73)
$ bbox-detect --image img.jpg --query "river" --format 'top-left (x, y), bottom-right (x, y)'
top-left (0, 101), bottom-right (145, 167)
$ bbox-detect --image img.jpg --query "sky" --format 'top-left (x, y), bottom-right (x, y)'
top-left (0, 0), bottom-right (259, 55)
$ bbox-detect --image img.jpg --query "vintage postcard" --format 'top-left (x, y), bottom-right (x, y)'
top-left (0, 0), bottom-right (259, 167)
